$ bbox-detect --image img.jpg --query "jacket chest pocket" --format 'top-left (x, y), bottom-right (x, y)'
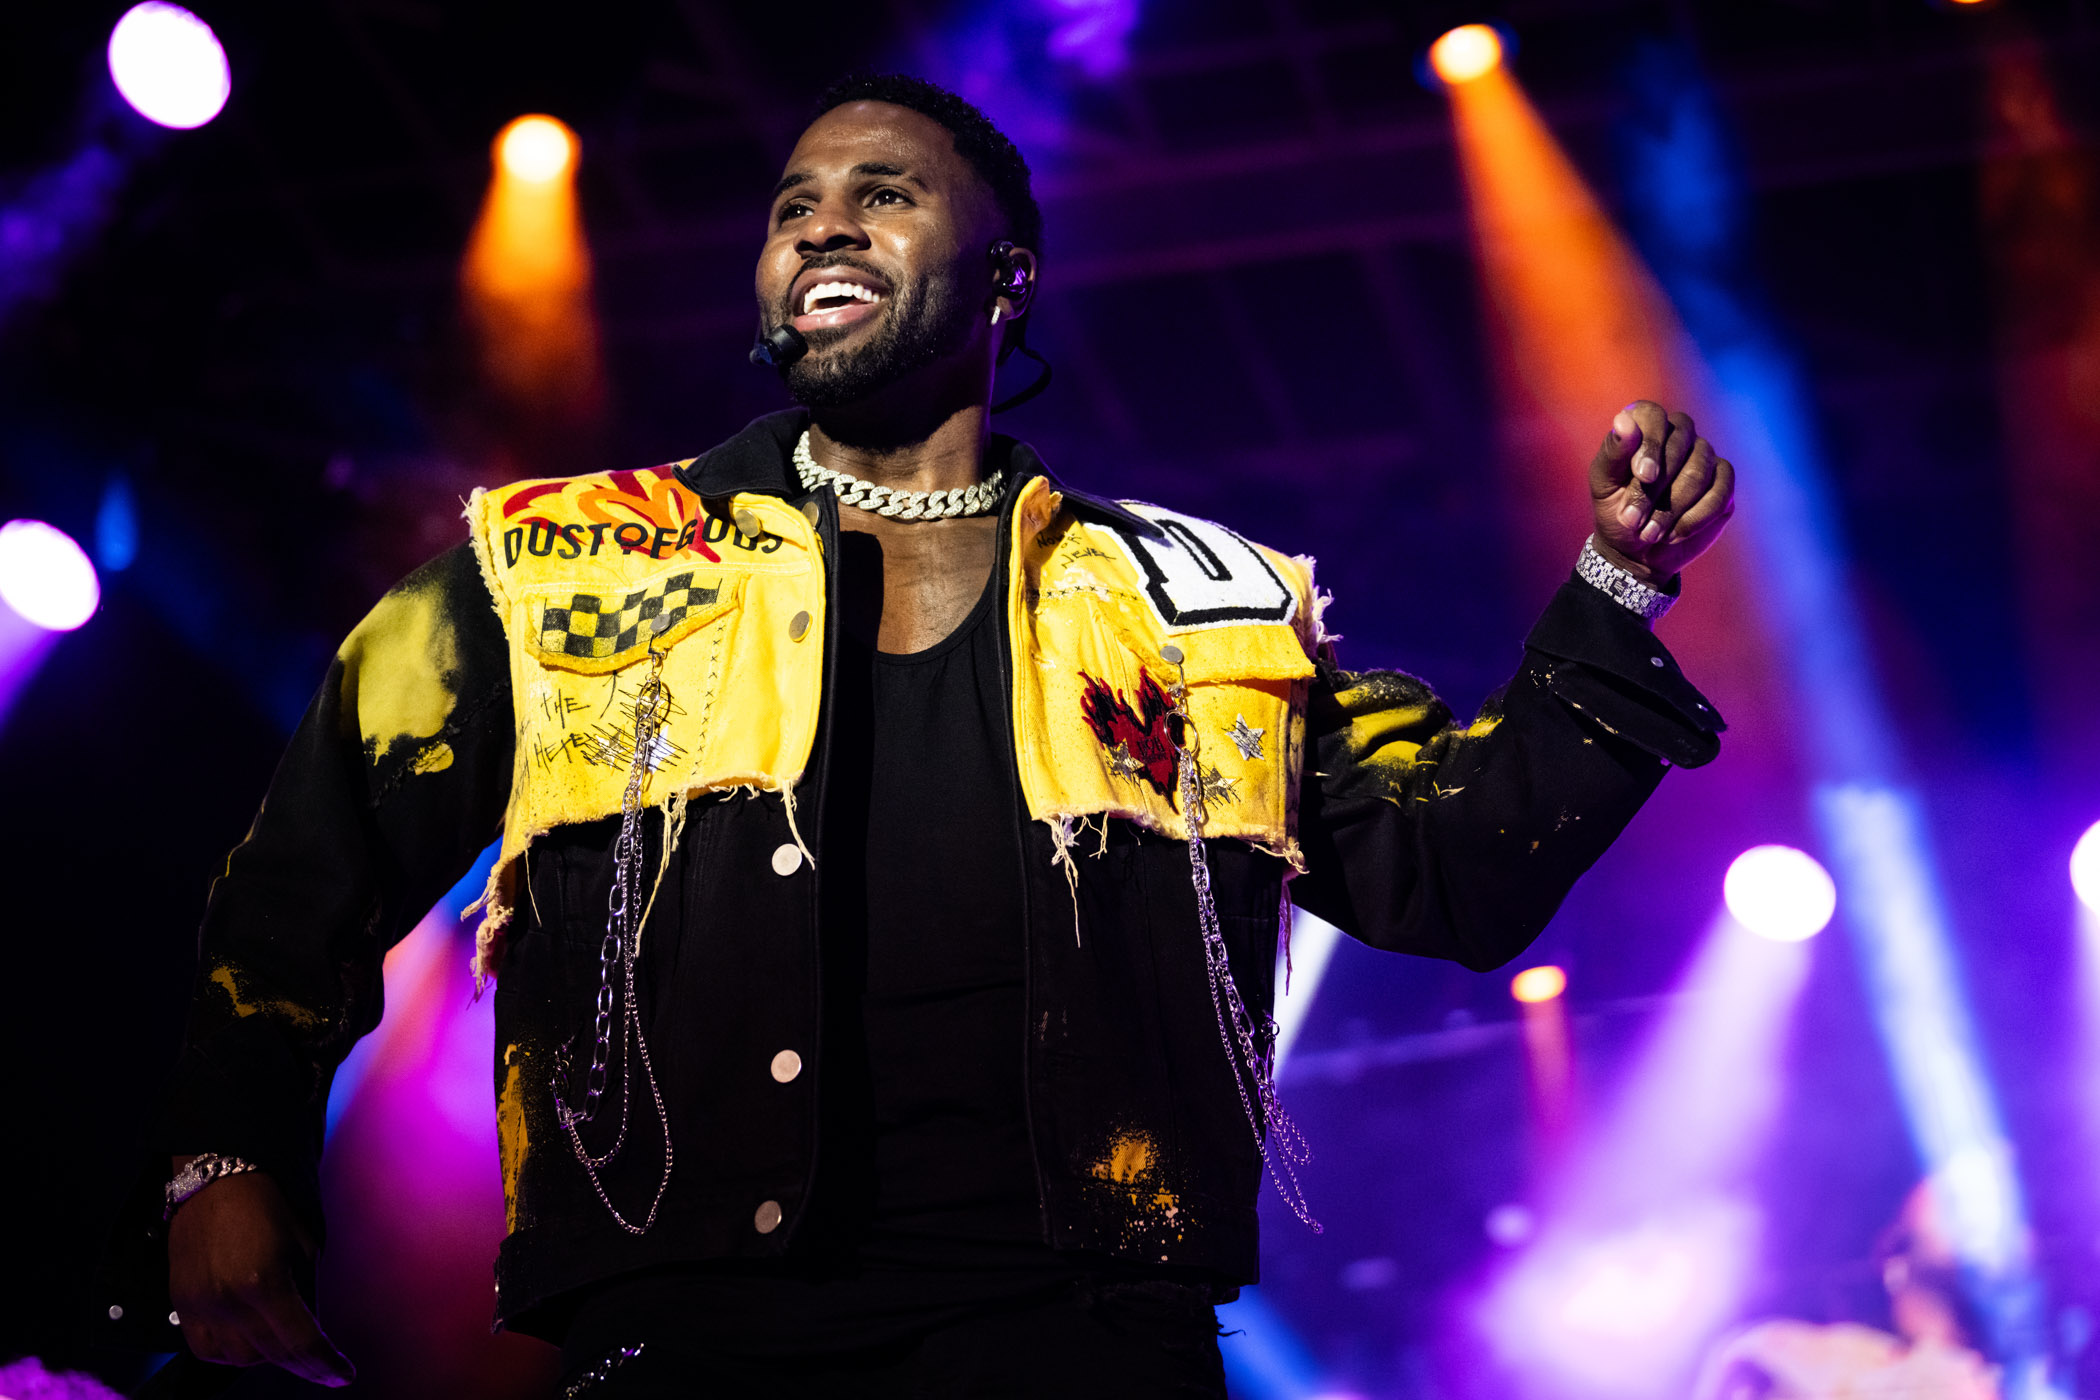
top-left (1014, 587), bottom-right (1310, 849)
top-left (506, 571), bottom-right (746, 833)
top-left (524, 568), bottom-right (740, 676)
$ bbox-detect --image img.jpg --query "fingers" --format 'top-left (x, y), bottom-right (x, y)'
top-left (1620, 418), bottom-right (1710, 545)
top-left (1626, 401), bottom-right (1674, 486)
top-left (254, 1285), bottom-right (356, 1387)
top-left (1663, 436), bottom-right (1717, 518)
top-left (1667, 454), bottom-right (1736, 544)
top-left (1587, 401), bottom-right (1653, 495)
top-left (175, 1270), bottom-right (352, 1386)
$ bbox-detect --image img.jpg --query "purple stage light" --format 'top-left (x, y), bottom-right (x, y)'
top-left (1485, 1203), bottom-right (1536, 1247)
top-left (1482, 913), bottom-right (1813, 1394)
top-left (1489, 1199), bottom-right (1757, 1394)
top-left (1044, 0), bottom-right (1139, 77)
top-left (107, 3), bottom-right (230, 131)
top-left (1723, 844), bottom-right (1836, 942)
top-left (2073, 821), bottom-right (2100, 916)
top-left (0, 520), bottom-right (100, 632)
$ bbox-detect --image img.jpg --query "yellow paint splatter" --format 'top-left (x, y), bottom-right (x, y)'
top-left (337, 574), bottom-right (461, 764)
top-left (1096, 1131), bottom-right (1155, 1184)
top-left (208, 964), bottom-right (319, 1028)
top-left (1091, 1130), bottom-right (1182, 1223)
top-left (410, 741), bottom-right (455, 775)
top-left (497, 1044), bottom-right (529, 1234)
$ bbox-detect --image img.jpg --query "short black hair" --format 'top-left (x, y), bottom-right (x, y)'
top-left (811, 73), bottom-right (1043, 261)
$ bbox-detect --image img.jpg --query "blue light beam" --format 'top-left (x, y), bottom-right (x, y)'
top-left (1617, 40), bottom-right (2054, 1394)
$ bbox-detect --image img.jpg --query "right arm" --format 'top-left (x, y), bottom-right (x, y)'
top-left (113, 542), bottom-right (513, 1379)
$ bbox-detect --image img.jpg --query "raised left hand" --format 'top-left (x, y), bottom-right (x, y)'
top-left (1588, 400), bottom-right (1736, 583)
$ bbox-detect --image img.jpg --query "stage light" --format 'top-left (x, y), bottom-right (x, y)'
top-left (1484, 1198), bottom-right (1757, 1394)
top-left (1429, 24), bottom-right (1504, 86)
top-left (0, 520), bottom-right (100, 631)
top-left (497, 116), bottom-right (576, 183)
top-left (1272, 908), bottom-right (1343, 1076)
top-left (1486, 1203), bottom-right (1536, 1246)
top-left (1511, 964), bottom-right (1566, 1003)
top-left (1045, 0), bottom-right (1140, 77)
top-left (1620, 48), bottom-right (2047, 1381)
top-left (465, 113), bottom-right (603, 429)
top-left (1722, 845), bottom-right (1836, 942)
top-left (107, 3), bottom-right (230, 130)
top-left (2072, 822), bottom-right (2100, 915)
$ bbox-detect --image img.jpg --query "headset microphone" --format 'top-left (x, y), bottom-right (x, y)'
top-left (749, 323), bottom-right (808, 369)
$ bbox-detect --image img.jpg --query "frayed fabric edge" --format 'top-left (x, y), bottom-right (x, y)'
top-left (468, 770), bottom-right (807, 989)
top-left (463, 488), bottom-right (508, 620)
top-left (1048, 815), bottom-right (1085, 947)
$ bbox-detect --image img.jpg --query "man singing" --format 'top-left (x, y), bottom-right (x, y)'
top-left (135, 73), bottom-right (1734, 1396)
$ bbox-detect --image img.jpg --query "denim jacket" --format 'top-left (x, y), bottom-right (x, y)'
top-left (113, 410), bottom-right (1723, 1340)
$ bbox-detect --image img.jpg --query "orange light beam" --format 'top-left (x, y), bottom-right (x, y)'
top-left (1441, 52), bottom-right (1783, 777)
top-left (462, 115), bottom-right (606, 433)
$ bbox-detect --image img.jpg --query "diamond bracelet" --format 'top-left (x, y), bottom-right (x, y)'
top-left (1577, 535), bottom-right (1678, 622)
top-left (164, 1154), bottom-right (261, 1221)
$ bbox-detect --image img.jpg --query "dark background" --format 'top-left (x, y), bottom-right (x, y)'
top-left (2, 1), bottom-right (2097, 1395)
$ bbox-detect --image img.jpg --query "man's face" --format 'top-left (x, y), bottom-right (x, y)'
top-left (756, 101), bottom-right (1002, 409)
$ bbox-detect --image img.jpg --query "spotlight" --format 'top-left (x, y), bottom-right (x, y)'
top-left (2073, 821), bottom-right (2100, 916)
top-left (1723, 845), bottom-right (1836, 942)
top-left (0, 520), bottom-right (101, 631)
top-left (497, 116), bottom-right (577, 183)
top-left (1511, 964), bottom-right (1566, 1004)
top-left (1485, 1203), bottom-right (1536, 1247)
top-left (107, 2), bottom-right (230, 130)
top-left (1429, 24), bottom-right (1505, 86)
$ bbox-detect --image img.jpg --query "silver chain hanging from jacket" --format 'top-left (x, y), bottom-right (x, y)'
top-left (1164, 653), bottom-right (1320, 1232)
top-left (549, 634), bottom-right (676, 1235)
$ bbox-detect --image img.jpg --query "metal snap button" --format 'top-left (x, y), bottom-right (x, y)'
top-left (1649, 656), bottom-right (1665, 667)
top-left (734, 508), bottom-right (763, 538)
top-left (771, 843), bottom-right (804, 876)
top-left (789, 610), bottom-right (811, 642)
top-left (770, 1049), bottom-right (802, 1083)
top-left (801, 500), bottom-right (821, 527)
top-left (107, 1305), bottom-right (123, 1322)
top-left (754, 1200), bottom-right (783, 1234)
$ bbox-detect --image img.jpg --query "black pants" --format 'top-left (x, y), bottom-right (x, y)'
top-left (560, 1279), bottom-right (1229, 1399)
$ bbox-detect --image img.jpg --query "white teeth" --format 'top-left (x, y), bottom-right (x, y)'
top-left (801, 280), bottom-right (882, 314)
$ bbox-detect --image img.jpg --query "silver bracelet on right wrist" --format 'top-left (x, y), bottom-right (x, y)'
top-left (1577, 535), bottom-right (1678, 622)
top-left (164, 1154), bottom-right (260, 1220)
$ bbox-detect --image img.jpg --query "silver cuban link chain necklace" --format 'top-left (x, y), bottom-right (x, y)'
top-left (793, 429), bottom-right (1006, 520)
top-left (550, 637), bottom-right (675, 1235)
top-left (1163, 651), bottom-right (1321, 1232)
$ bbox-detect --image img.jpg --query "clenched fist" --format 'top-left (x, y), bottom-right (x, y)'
top-left (167, 1161), bottom-right (354, 1387)
top-left (1589, 400), bottom-right (1736, 583)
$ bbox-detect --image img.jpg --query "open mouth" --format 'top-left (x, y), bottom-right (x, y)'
top-left (790, 268), bottom-right (889, 334)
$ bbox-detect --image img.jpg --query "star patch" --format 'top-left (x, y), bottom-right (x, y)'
top-left (1199, 765), bottom-right (1239, 806)
top-left (1080, 671), bottom-right (1182, 802)
top-left (1106, 742), bottom-right (1147, 783)
top-left (1226, 715), bottom-right (1265, 761)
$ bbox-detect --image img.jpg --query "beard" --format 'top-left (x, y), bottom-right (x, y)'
top-left (775, 265), bottom-right (976, 410)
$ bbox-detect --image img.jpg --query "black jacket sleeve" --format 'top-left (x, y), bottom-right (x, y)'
top-left (101, 542), bottom-right (513, 1341)
top-left (1290, 575), bottom-right (1724, 971)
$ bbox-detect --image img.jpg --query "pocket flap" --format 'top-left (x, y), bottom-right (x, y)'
top-left (1166, 622), bottom-right (1315, 686)
top-left (525, 570), bottom-right (739, 675)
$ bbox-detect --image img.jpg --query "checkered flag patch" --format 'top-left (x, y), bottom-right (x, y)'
top-left (538, 573), bottom-right (721, 661)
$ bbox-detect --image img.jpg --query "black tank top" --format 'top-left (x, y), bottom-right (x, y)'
top-left (562, 525), bottom-right (1081, 1359)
